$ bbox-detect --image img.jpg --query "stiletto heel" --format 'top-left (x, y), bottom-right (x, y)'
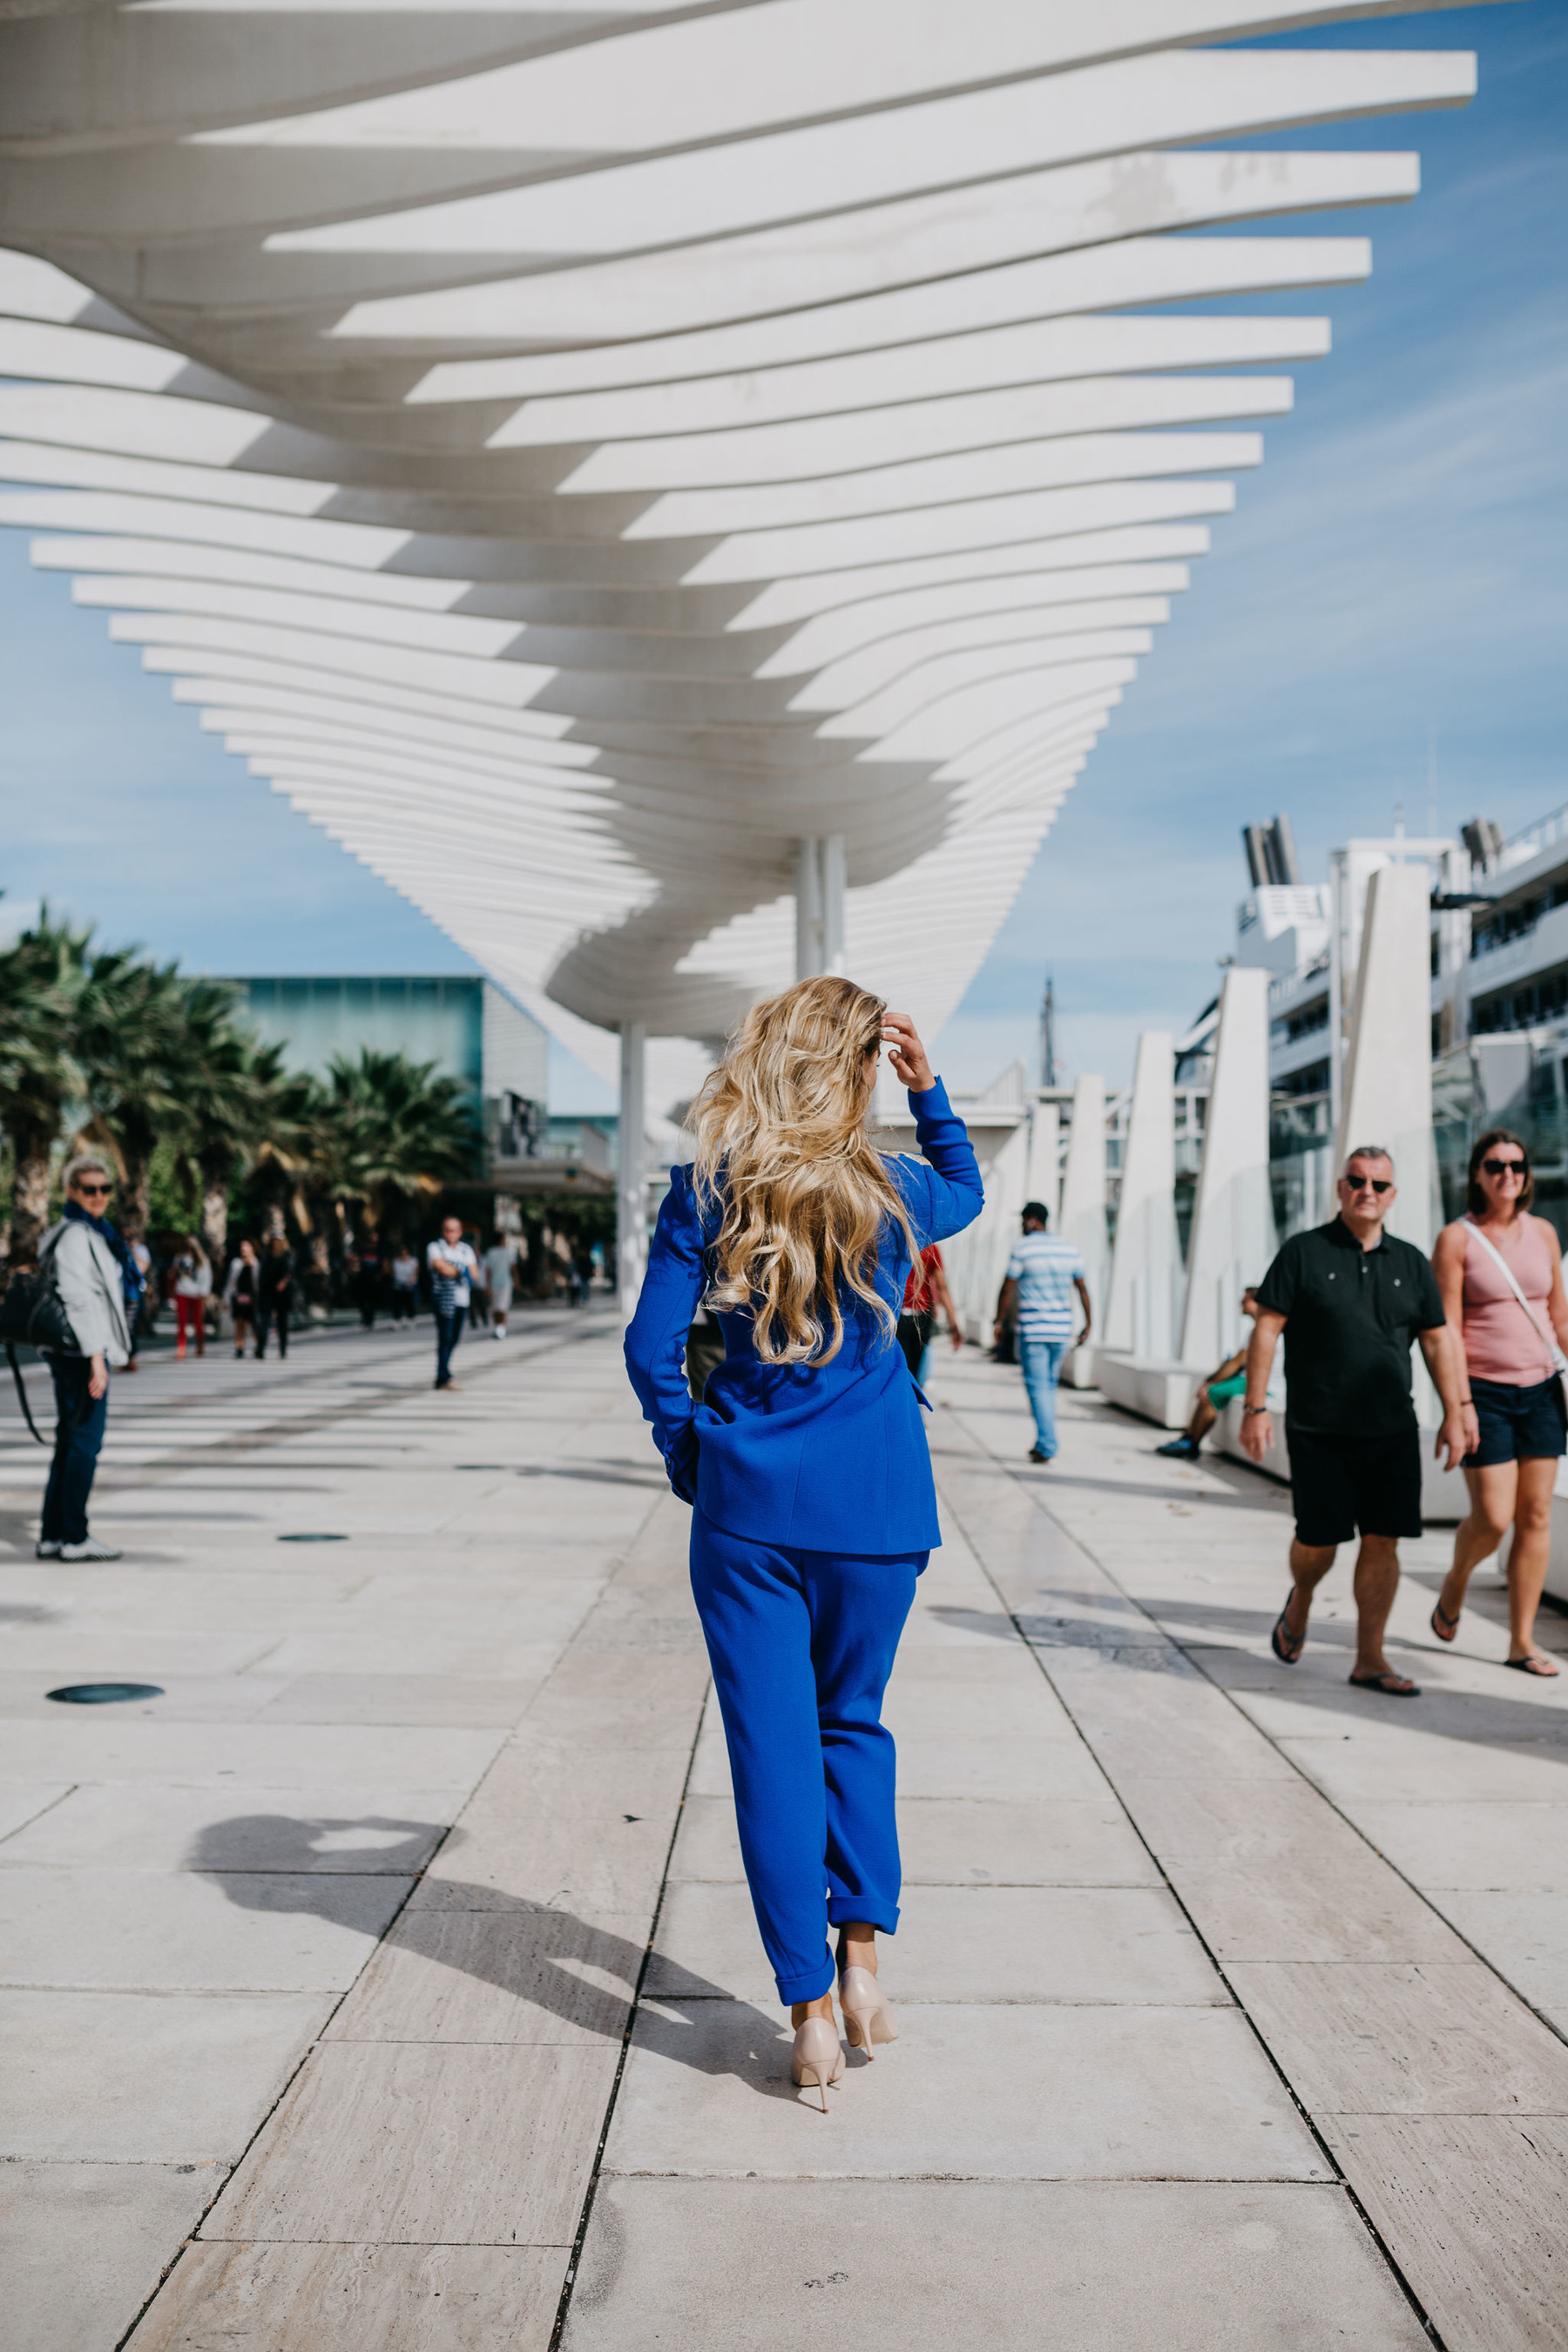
top-left (838, 1963), bottom-right (898, 2058)
top-left (790, 2015), bottom-right (845, 2112)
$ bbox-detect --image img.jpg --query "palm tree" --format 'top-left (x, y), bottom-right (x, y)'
top-left (76, 950), bottom-right (192, 1246)
top-left (319, 1049), bottom-right (480, 1224)
top-left (0, 909), bottom-right (88, 1260)
top-left (172, 982), bottom-right (278, 1266)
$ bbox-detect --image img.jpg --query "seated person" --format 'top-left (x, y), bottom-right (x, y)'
top-left (1157, 1288), bottom-right (1260, 1461)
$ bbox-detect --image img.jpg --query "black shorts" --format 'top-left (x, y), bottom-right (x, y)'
top-left (1288, 1426), bottom-right (1423, 1548)
top-left (1465, 1375), bottom-right (1567, 1469)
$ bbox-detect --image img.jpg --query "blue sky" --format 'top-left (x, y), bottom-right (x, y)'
top-left (2, 3), bottom-right (1565, 1106)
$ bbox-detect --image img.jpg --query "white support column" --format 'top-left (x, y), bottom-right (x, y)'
top-left (1179, 967), bottom-right (1275, 1369)
top-left (1104, 1032), bottom-right (1178, 1358)
top-left (617, 1018), bottom-right (647, 1317)
top-left (1336, 862), bottom-right (1440, 1252)
top-left (794, 838), bottom-right (822, 981)
top-left (821, 834), bottom-right (846, 975)
top-left (794, 835), bottom-right (847, 979)
top-left (1058, 1073), bottom-right (1108, 1383)
top-left (1024, 1099), bottom-right (1060, 1227)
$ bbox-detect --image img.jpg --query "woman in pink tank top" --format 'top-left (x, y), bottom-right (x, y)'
top-left (1430, 1129), bottom-right (1567, 1675)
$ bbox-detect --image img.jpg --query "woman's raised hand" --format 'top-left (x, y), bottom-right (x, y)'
top-left (882, 1012), bottom-right (936, 1093)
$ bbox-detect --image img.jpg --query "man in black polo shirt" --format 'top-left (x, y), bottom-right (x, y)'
top-left (1241, 1145), bottom-right (1472, 1697)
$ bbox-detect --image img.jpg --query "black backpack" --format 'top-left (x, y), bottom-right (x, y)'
top-left (0, 1227), bottom-right (79, 1443)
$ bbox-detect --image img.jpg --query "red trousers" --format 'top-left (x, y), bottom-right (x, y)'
top-left (175, 1294), bottom-right (206, 1355)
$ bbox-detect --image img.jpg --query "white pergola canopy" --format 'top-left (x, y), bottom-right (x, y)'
top-left (0, 1), bottom-right (1506, 1121)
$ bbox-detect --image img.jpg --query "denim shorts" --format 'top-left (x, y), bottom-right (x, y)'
top-left (1465, 1375), bottom-right (1566, 1468)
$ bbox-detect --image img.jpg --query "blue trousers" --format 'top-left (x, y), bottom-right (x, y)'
top-left (689, 1507), bottom-right (923, 2004)
top-left (1019, 1336), bottom-right (1067, 1456)
top-left (42, 1355), bottom-right (108, 1545)
top-left (434, 1308), bottom-right (464, 1387)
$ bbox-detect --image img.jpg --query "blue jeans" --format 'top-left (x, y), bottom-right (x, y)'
top-left (42, 1355), bottom-right (108, 1545)
top-left (1019, 1336), bottom-right (1067, 1457)
top-left (690, 1507), bottom-right (924, 2004)
top-left (434, 1308), bottom-right (465, 1388)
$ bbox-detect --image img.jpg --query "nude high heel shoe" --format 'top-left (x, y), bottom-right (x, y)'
top-left (791, 2015), bottom-right (846, 2112)
top-left (838, 1965), bottom-right (898, 2058)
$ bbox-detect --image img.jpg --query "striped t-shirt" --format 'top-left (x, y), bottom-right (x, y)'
top-left (1007, 1232), bottom-right (1085, 1343)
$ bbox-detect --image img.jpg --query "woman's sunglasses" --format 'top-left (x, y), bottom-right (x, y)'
top-left (75, 1181), bottom-right (112, 1197)
top-left (1482, 1157), bottom-right (1527, 1177)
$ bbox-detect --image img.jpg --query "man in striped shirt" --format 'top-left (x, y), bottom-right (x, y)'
top-left (994, 1202), bottom-right (1092, 1464)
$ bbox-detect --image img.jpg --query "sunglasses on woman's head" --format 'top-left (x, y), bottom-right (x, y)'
top-left (1483, 1157), bottom-right (1526, 1177)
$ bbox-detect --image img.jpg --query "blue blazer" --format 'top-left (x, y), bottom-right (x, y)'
top-left (624, 1079), bottom-right (983, 1554)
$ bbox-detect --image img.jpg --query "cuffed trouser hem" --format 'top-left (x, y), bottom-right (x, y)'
top-left (775, 1955), bottom-right (837, 2005)
top-left (827, 1896), bottom-right (899, 1935)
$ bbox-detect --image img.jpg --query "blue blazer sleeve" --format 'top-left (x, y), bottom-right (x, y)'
top-left (624, 1164), bottom-right (706, 1504)
top-left (889, 1078), bottom-right (984, 1245)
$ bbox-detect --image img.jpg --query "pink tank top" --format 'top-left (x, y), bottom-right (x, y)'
top-left (1461, 1218), bottom-right (1558, 1385)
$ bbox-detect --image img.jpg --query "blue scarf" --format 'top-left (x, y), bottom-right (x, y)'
top-left (63, 1196), bottom-right (144, 1311)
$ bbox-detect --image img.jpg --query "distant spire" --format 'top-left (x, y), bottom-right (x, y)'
top-left (1040, 972), bottom-right (1058, 1089)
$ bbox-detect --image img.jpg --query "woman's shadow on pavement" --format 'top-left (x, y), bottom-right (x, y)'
top-left (190, 1811), bottom-right (801, 2098)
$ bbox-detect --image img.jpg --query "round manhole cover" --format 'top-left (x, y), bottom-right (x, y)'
top-left (278, 1533), bottom-right (348, 1543)
top-left (48, 1682), bottom-right (165, 1705)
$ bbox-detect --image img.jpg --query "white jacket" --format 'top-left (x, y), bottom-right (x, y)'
top-left (44, 1219), bottom-right (132, 1366)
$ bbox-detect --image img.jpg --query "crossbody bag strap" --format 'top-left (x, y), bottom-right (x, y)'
top-left (1463, 1216), bottom-right (1568, 1375)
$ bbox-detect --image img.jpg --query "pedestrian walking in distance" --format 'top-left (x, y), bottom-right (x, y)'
top-left (37, 1154), bottom-right (133, 1562)
top-left (1242, 1146), bottom-right (1470, 1697)
top-left (223, 1239), bottom-right (260, 1358)
top-left (993, 1202), bottom-right (1092, 1463)
top-left (1158, 1288), bottom-right (1261, 1462)
top-left (171, 1235), bottom-right (212, 1358)
top-left (389, 1242), bottom-right (420, 1326)
top-left (625, 978), bottom-right (982, 2109)
top-left (428, 1215), bottom-right (479, 1390)
top-left (254, 1233), bottom-right (294, 1359)
top-left (898, 1241), bottom-right (965, 1382)
top-left (1429, 1131), bottom-right (1565, 1676)
top-left (353, 1227), bottom-right (384, 1331)
top-left (483, 1230), bottom-right (515, 1339)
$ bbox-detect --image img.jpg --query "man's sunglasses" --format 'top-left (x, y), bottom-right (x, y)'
top-left (1482, 1156), bottom-right (1527, 1177)
top-left (1345, 1174), bottom-right (1393, 1194)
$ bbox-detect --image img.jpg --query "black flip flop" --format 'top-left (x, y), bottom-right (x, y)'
top-left (1504, 1652), bottom-right (1560, 1678)
top-left (1348, 1669), bottom-right (1422, 1697)
top-left (1271, 1601), bottom-right (1305, 1666)
top-left (1430, 1598), bottom-right (1461, 1644)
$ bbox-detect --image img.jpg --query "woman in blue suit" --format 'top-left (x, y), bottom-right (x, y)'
top-left (625, 977), bottom-right (983, 2106)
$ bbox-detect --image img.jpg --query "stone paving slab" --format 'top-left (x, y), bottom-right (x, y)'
top-left (3, 2162), bottom-right (225, 2352)
top-left (562, 2178), bottom-right (1427, 2352)
top-left (605, 1998), bottom-right (1326, 2180)
top-left (0, 1865), bottom-right (412, 1991)
top-left (208, 2038), bottom-right (619, 2247)
top-left (645, 1877), bottom-right (1227, 2007)
top-left (129, 2240), bottom-right (567, 2352)
top-left (3, 1986), bottom-right (335, 2162)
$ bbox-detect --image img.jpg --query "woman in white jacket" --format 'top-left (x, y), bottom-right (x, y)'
top-left (37, 1155), bottom-right (132, 1563)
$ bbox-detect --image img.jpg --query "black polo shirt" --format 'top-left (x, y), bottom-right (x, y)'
top-left (1253, 1218), bottom-right (1445, 1436)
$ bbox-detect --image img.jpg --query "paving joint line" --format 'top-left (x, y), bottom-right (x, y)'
top-left (933, 1409), bottom-right (1447, 2349)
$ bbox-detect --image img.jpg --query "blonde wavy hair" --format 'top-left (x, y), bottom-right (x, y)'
top-left (691, 976), bottom-right (918, 1366)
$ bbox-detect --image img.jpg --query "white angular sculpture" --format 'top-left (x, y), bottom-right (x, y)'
top-left (1104, 1033), bottom-right (1179, 1359)
top-left (1335, 862), bottom-right (1441, 1254)
top-left (1179, 966), bottom-right (1276, 1369)
top-left (0, 7), bottom-right (1503, 1160)
top-left (1058, 1074), bottom-right (1108, 1385)
top-left (1024, 1099), bottom-right (1062, 1226)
